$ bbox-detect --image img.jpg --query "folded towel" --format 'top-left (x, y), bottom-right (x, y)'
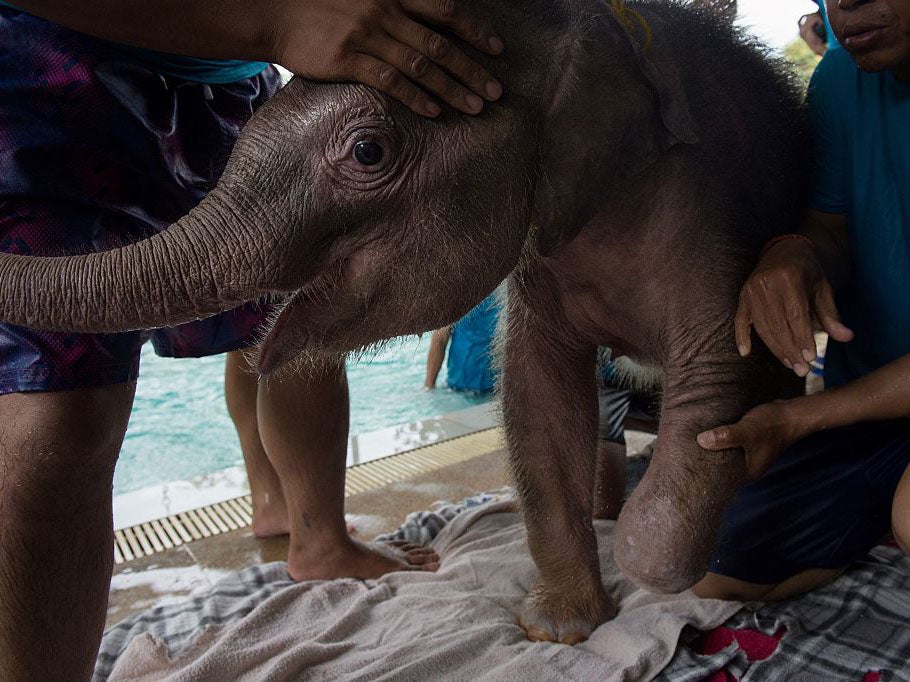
top-left (108, 498), bottom-right (740, 681)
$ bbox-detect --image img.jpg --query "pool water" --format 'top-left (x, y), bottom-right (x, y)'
top-left (113, 336), bottom-right (490, 495)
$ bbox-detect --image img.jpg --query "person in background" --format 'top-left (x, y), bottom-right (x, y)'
top-left (694, 0), bottom-right (910, 601)
top-left (0, 1), bottom-right (504, 679)
top-left (800, 0), bottom-right (841, 56)
top-left (593, 354), bottom-right (660, 520)
top-left (426, 301), bottom-right (660, 520)
top-left (425, 292), bottom-right (500, 394)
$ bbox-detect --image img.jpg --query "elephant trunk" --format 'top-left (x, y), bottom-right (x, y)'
top-left (0, 188), bottom-right (287, 333)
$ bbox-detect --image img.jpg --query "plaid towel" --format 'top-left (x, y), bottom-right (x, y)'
top-left (660, 543), bottom-right (910, 681)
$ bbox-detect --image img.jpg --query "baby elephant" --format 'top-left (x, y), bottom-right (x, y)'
top-left (0, 0), bottom-right (806, 643)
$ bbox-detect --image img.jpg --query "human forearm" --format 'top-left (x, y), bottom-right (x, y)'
top-left (788, 354), bottom-right (910, 435)
top-left (7, 0), bottom-right (504, 118)
top-left (7, 0), bottom-right (272, 61)
top-left (698, 354), bottom-right (910, 479)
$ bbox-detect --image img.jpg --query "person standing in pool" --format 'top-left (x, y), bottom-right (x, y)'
top-left (426, 302), bottom-right (660, 521)
top-left (0, 1), bottom-right (504, 678)
top-left (425, 292), bottom-right (500, 394)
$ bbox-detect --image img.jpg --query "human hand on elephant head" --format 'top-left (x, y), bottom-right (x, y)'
top-left (270, 0), bottom-right (504, 117)
top-left (734, 236), bottom-right (853, 377)
top-left (697, 400), bottom-right (806, 480)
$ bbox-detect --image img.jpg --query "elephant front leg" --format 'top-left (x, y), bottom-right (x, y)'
top-left (502, 313), bottom-right (615, 644)
top-left (613, 345), bottom-right (795, 593)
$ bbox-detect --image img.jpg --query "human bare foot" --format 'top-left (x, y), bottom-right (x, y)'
top-left (286, 537), bottom-right (440, 581)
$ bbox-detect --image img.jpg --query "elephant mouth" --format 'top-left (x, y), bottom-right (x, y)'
top-left (258, 249), bottom-right (365, 373)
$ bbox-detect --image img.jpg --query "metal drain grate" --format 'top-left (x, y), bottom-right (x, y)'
top-left (113, 426), bottom-right (504, 564)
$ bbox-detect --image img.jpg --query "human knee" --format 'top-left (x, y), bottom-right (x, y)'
top-left (0, 387), bottom-right (131, 506)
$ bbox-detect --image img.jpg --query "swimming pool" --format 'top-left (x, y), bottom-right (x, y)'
top-left (113, 336), bottom-right (490, 495)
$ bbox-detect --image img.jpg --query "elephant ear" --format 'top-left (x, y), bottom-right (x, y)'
top-left (533, 9), bottom-right (699, 255)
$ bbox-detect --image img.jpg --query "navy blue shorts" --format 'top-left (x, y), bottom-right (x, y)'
top-left (709, 419), bottom-right (910, 584)
top-left (0, 7), bottom-right (279, 395)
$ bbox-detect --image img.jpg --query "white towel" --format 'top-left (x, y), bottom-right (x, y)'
top-left (109, 500), bottom-right (740, 681)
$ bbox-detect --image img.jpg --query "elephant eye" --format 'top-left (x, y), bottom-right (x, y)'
top-left (353, 140), bottom-right (384, 166)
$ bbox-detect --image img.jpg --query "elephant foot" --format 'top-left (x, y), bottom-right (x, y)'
top-left (518, 580), bottom-right (616, 644)
top-left (613, 445), bottom-right (742, 593)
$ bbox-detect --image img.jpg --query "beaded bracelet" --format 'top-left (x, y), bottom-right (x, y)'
top-left (760, 233), bottom-right (814, 259)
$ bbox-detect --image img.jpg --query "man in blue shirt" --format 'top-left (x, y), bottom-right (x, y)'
top-left (0, 2), bottom-right (504, 679)
top-left (695, 0), bottom-right (910, 601)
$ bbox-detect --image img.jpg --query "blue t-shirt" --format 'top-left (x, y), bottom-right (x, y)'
top-left (446, 294), bottom-right (500, 393)
top-left (808, 49), bottom-right (910, 387)
top-left (0, 1), bottom-right (267, 83)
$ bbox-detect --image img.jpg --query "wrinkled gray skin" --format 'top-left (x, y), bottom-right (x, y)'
top-left (0, 0), bottom-right (806, 644)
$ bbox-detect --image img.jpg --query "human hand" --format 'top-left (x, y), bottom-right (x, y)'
top-left (735, 238), bottom-right (853, 377)
top-left (798, 12), bottom-right (828, 57)
top-left (270, 0), bottom-right (504, 117)
top-left (697, 400), bottom-right (803, 480)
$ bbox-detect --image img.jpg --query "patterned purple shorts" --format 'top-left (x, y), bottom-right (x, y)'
top-left (0, 8), bottom-right (280, 394)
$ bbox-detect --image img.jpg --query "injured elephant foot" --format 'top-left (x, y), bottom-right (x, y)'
top-left (286, 537), bottom-right (439, 582)
top-left (518, 580), bottom-right (617, 645)
top-left (613, 442), bottom-right (745, 593)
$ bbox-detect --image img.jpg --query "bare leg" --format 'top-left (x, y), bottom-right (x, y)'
top-left (0, 383), bottom-right (135, 681)
top-left (593, 440), bottom-right (627, 520)
top-left (225, 350), bottom-right (289, 538)
top-left (694, 566), bottom-right (845, 602)
top-left (695, 462), bottom-right (910, 601)
top-left (257, 363), bottom-right (438, 581)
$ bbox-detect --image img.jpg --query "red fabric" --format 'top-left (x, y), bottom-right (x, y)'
top-left (694, 625), bottom-right (785, 660)
top-left (694, 625), bottom-right (786, 681)
top-left (862, 672), bottom-right (882, 682)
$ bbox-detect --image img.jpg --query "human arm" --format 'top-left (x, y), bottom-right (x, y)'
top-left (736, 48), bottom-right (857, 376)
top-left (424, 326), bottom-right (451, 389)
top-left (8, 0), bottom-right (503, 117)
top-left (799, 11), bottom-right (828, 57)
top-left (698, 352), bottom-right (910, 478)
top-left (734, 209), bottom-right (854, 377)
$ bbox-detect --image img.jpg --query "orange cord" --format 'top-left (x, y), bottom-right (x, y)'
top-left (610, 0), bottom-right (653, 50)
